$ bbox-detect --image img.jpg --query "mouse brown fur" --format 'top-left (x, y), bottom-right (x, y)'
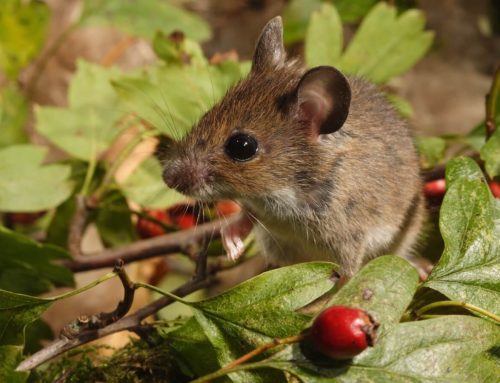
top-left (161, 17), bottom-right (424, 276)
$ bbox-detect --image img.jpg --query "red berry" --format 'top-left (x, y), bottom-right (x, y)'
top-left (136, 210), bottom-right (172, 238)
top-left (168, 204), bottom-right (197, 229)
top-left (424, 179), bottom-right (446, 197)
top-left (489, 181), bottom-right (500, 198)
top-left (309, 306), bottom-right (378, 360)
top-left (7, 212), bottom-right (46, 225)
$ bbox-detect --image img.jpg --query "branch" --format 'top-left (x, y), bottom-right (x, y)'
top-left (485, 64), bottom-right (500, 139)
top-left (17, 238), bottom-right (246, 372)
top-left (62, 214), bottom-right (242, 272)
top-left (67, 195), bottom-right (90, 257)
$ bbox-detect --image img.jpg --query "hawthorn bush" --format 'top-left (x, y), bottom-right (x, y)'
top-left (0, 1), bottom-right (499, 382)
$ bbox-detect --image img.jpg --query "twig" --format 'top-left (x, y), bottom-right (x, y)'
top-left (60, 261), bottom-right (136, 339)
top-left (26, 23), bottom-right (80, 97)
top-left (16, 268), bottom-right (218, 372)
top-left (100, 36), bottom-right (136, 67)
top-left (67, 195), bottom-right (90, 257)
top-left (485, 64), bottom-right (500, 139)
top-left (62, 214), bottom-right (241, 272)
top-left (190, 334), bottom-right (304, 383)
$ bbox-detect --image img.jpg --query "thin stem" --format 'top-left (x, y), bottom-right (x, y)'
top-left (48, 271), bottom-right (117, 302)
top-left (485, 64), bottom-right (500, 139)
top-left (134, 282), bottom-right (192, 305)
top-left (91, 129), bottom-right (155, 203)
top-left (190, 334), bottom-right (304, 383)
top-left (415, 300), bottom-right (500, 323)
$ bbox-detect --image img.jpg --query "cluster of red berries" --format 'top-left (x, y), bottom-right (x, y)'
top-left (136, 201), bottom-right (240, 238)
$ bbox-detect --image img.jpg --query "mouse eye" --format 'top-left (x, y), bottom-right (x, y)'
top-left (224, 133), bottom-right (258, 162)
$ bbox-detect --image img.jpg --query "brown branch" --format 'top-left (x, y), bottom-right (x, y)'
top-left (485, 64), bottom-right (500, 139)
top-left (100, 36), bottom-right (136, 67)
top-left (62, 214), bottom-right (241, 272)
top-left (67, 195), bottom-right (90, 257)
top-left (16, 263), bottom-right (222, 372)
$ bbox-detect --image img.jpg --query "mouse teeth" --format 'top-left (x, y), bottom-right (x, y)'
top-left (221, 214), bottom-right (253, 261)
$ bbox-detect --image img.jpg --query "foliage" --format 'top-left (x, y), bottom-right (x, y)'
top-left (0, 0), bottom-right (498, 382)
top-left (0, 0), bottom-right (49, 79)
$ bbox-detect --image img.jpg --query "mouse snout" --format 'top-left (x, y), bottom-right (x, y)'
top-left (162, 161), bottom-right (210, 196)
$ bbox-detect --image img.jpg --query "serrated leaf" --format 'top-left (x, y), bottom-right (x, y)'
top-left (283, 0), bottom-right (377, 45)
top-left (113, 61), bottom-right (247, 140)
top-left (0, 145), bottom-right (72, 212)
top-left (258, 316), bottom-right (500, 383)
top-left (424, 157), bottom-right (500, 316)
top-left (328, 256), bottom-right (419, 328)
top-left (338, 3), bottom-right (433, 84)
top-left (121, 156), bottom-right (186, 208)
top-left (480, 128), bottom-right (500, 178)
top-left (191, 263), bottom-right (337, 382)
top-left (305, 4), bottom-right (342, 68)
top-left (153, 32), bottom-right (208, 66)
top-left (415, 136), bottom-right (446, 169)
top-left (35, 61), bottom-right (124, 160)
top-left (0, 84), bottom-right (28, 148)
top-left (81, 0), bottom-right (211, 41)
top-left (0, 226), bottom-right (73, 295)
top-left (0, 290), bottom-right (52, 346)
top-left (0, 0), bottom-right (49, 79)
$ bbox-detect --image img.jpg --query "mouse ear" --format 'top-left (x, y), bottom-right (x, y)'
top-left (252, 16), bottom-right (286, 73)
top-left (296, 66), bottom-right (351, 137)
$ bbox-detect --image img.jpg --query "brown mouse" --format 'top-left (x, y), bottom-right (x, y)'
top-left (161, 16), bottom-right (424, 277)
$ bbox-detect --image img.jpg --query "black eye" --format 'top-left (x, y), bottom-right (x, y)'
top-left (224, 133), bottom-right (258, 162)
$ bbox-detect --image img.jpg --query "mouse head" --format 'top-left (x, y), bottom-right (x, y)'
top-left (162, 17), bottom-right (351, 206)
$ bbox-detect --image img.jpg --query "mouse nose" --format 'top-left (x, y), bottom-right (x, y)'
top-left (162, 163), bottom-right (208, 195)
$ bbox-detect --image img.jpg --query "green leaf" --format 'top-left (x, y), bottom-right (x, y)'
top-left (167, 317), bottom-right (228, 381)
top-left (81, 0), bottom-right (211, 41)
top-left (35, 61), bottom-right (124, 161)
top-left (0, 84), bottom-right (28, 148)
top-left (0, 0), bottom-right (50, 79)
top-left (480, 128), bottom-right (500, 178)
top-left (0, 289), bottom-right (52, 346)
top-left (192, 262), bottom-right (337, 382)
top-left (113, 61), bottom-right (247, 140)
top-left (46, 160), bottom-right (106, 248)
top-left (0, 346), bottom-right (28, 383)
top-left (153, 32), bottom-right (207, 66)
top-left (94, 190), bottom-right (137, 247)
top-left (305, 4), bottom-right (343, 68)
top-left (283, 0), bottom-right (378, 45)
top-left (338, 3), bottom-right (433, 84)
top-left (23, 319), bottom-right (53, 355)
top-left (0, 145), bottom-right (72, 212)
top-left (121, 156), bottom-right (186, 209)
top-left (334, 0), bottom-right (379, 23)
top-left (283, 0), bottom-right (323, 45)
top-left (0, 226), bottom-right (73, 295)
top-left (415, 136), bottom-right (447, 169)
top-left (329, 256), bottom-right (419, 327)
top-left (259, 316), bottom-right (500, 382)
top-left (424, 157), bottom-right (500, 316)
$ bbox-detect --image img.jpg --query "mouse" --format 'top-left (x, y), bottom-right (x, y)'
top-left (160, 16), bottom-right (424, 277)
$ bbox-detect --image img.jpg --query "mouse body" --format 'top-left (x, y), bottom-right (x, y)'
top-left (161, 17), bottom-right (424, 276)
